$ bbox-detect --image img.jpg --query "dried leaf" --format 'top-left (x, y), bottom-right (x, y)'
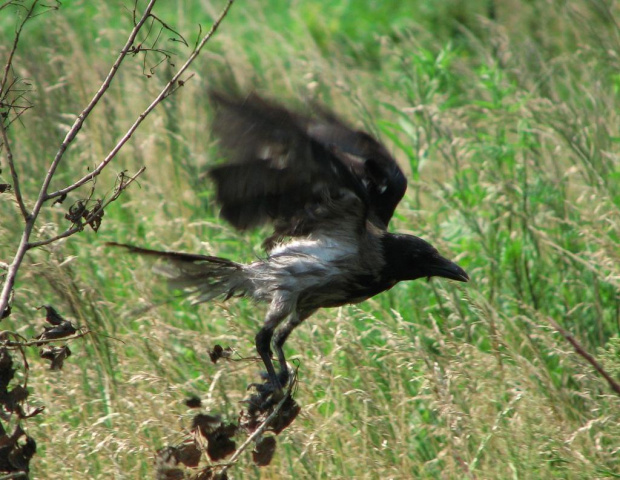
top-left (269, 394), bottom-right (300, 434)
top-left (208, 345), bottom-right (232, 364)
top-left (86, 199), bottom-right (105, 232)
top-left (192, 414), bottom-right (238, 461)
top-left (192, 414), bottom-right (221, 437)
top-left (8, 436), bottom-right (36, 471)
top-left (0, 349), bottom-right (15, 391)
top-left (38, 305), bottom-right (66, 326)
top-left (8, 385), bottom-right (28, 404)
top-left (52, 193), bottom-right (67, 206)
top-left (65, 200), bottom-right (86, 224)
top-left (0, 426), bottom-right (35, 473)
top-left (206, 433), bottom-right (235, 462)
top-left (185, 395), bottom-right (202, 409)
top-left (35, 321), bottom-right (77, 344)
top-left (40, 345), bottom-right (71, 370)
top-left (252, 436), bottom-right (276, 466)
top-left (175, 440), bottom-right (201, 468)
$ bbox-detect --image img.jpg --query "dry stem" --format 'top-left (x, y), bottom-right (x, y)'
top-left (0, 0), bottom-right (39, 219)
top-left (547, 317), bottom-right (620, 396)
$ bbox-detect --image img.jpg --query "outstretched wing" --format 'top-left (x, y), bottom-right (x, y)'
top-left (208, 92), bottom-right (406, 246)
top-left (307, 105), bottom-right (407, 229)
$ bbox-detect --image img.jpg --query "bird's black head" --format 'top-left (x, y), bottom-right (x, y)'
top-left (381, 233), bottom-right (469, 283)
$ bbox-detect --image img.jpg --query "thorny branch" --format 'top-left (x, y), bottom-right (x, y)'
top-left (0, 0), bottom-right (236, 319)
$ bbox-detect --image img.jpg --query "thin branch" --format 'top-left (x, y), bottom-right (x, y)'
top-left (0, 0), bottom-right (39, 221)
top-left (1, 329), bottom-right (93, 348)
top-left (150, 13), bottom-right (189, 47)
top-left (46, 0), bottom-right (235, 201)
top-left (0, 1), bottom-right (158, 318)
top-left (0, 1), bottom-right (38, 97)
top-left (0, 0), bottom-right (235, 327)
top-left (547, 316), bottom-right (620, 396)
top-left (28, 166), bottom-right (145, 248)
top-left (0, 119), bottom-right (28, 219)
top-left (0, 1), bottom-right (18, 12)
top-left (36, 0), bottom-right (158, 203)
top-left (0, 471), bottom-right (28, 480)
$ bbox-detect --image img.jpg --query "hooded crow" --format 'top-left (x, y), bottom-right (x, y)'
top-left (112, 92), bottom-right (469, 397)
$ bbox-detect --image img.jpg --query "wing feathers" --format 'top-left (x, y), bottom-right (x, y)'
top-left (208, 92), bottom-right (406, 244)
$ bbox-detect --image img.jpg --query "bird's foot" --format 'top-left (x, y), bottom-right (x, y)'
top-left (259, 368), bottom-right (290, 388)
top-left (248, 367), bottom-right (289, 392)
top-left (245, 388), bottom-right (282, 416)
top-left (246, 369), bottom-right (290, 413)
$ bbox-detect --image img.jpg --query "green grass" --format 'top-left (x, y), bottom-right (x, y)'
top-left (1, 0), bottom-right (620, 478)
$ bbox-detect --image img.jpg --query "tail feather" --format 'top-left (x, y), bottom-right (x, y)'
top-left (107, 242), bottom-right (250, 303)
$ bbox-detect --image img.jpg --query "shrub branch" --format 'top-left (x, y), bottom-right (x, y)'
top-left (0, 120), bottom-right (26, 219)
top-left (0, 0), bottom-right (235, 320)
top-left (45, 0), bottom-right (234, 202)
top-left (0, 0), bottom-right (41, 220)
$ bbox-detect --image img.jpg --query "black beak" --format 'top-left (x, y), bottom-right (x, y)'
top-left (430, 255), bottom-right (469, 282)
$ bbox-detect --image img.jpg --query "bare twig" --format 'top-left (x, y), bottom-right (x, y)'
top-left (547, 317), bottom-right (620, 396)
top-left (1, 75), bottom-right (34, 129)
top-left (28, 166), bottom-right (145, 248)
top-left (150, 14), bottom-right (189, 47)
top-left (0, 0), bottom-right (158, 318)
top-left (0, 119), bottom-right (28, 219)
top-left (38, 0), bottom-right (158, 203)
top-left (0, 0), bottom-right (235, 331)
top-left (0, 1), bottom-right (39, 220)
top-left (46, 0), bottom-right (235, 201)
top-left (1, 329), bottom-right (93, 348)
top-left (0, 471), bottom-right (28, 480)
top-left (0, 1), bottom-right (17, 12)
top-left (0, 1), bottom-right (38, 98)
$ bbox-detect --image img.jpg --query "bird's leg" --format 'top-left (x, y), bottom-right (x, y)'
top-left (273, 308), bottom-right (316, 387)
top-left (255, 325), bottom-right (280, 391)
top-left (252, 298), bottom-right (291, 396)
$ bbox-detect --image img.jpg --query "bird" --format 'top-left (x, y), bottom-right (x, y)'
top-left (111, 91), bottom-right (469, 401)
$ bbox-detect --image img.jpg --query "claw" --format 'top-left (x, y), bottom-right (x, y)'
top-left (245, 386), bottom-right (283, 416)
top-left (253, 368), bottom-right (290, 390)
top-left (276, 368), bottom-right (290, 387)
top-left (248, 381), bottom-right (280, 395)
